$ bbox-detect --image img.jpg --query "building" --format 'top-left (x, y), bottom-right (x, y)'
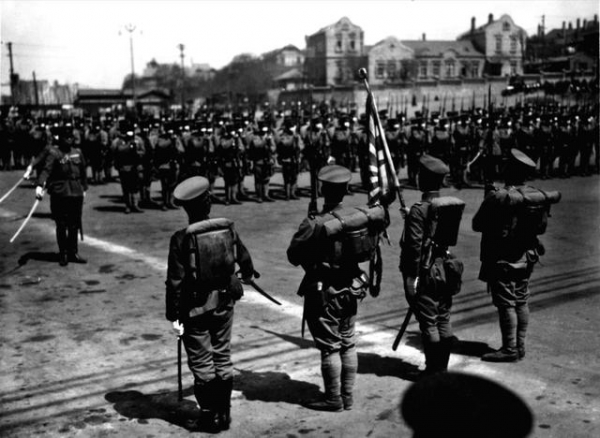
top-left (458, 14), bottom-right (527, 76)
top-left (401, 38), bottom-right (485, 80)
top-left (366, 37), bottom-right (415, 85)
top-left (304, 17), bottom-right (366, 86)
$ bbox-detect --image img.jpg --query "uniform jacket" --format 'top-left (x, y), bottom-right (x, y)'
top-left (399, 192), bottom-right (439, 279)
top-left (287, 203), bottom-right (362, 297)
top-left (165, 219), bottom-right (254, 322)
top-left (37, 146), bottom-right (88, 197)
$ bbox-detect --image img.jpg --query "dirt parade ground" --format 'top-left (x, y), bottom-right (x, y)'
top-left (0, 168), bottom-right (599, 438)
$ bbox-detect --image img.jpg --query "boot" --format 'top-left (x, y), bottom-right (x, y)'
top-left (56, 226), bottom-right (69, 266)
top-left (67, 226), bottom-right (87, 264)
top-left (191, 379), bottom-right (220, 433)
top-left (166, 192), bottom-right (178, 209)
top-left (216, 377), bottom-right (233, 431)
top-left (130, 194), bottom-right (143, 213)
top-left (304, 351), bottom-right (343, 412)
top-left (263, 182), bottom-right (274, 202)
top-left (482, 307), bottom-right (518, 362)
top-left (255, 183), bottom-right (263, 203)
top-left (123, 192), bottom-right (131, 214)
top-left (290, 184), bottom-right (299, 200)
top-left (340, 346), bottom-right (357, 410)
top-left (284, 184), bottom-right (291, 201)
top-left (516, 304), bottom-right (530, 360)
top-left (423, 341), bottom-right (443, 375)
top-left (438, 337), bottom-right (453, 372)
top-left (230, 186), bottom-right (241, 204)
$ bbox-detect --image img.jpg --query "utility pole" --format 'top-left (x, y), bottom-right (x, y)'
top-left (178, 43), bottom-right (185, 117)
top-left (123, 23), bottom-right (137, 114)
top-left (32, 71), bottom-right (40, 108)
top-left (7, 41), bottom-right (17, 105)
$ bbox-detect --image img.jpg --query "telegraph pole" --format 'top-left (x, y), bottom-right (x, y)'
top-left (7, 41), bottom-right (17, 105)
top-left (123, 24), bottom-right (137, 113)
top-left (32, 71), bottom-right (40, 108)
top-left (178, 43), bottom-right (185, 117)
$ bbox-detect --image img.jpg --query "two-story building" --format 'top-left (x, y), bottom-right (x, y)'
top-left (304, 17), bottom-right (366, 86)
top-left (457, 13), bottom-right (526, 76)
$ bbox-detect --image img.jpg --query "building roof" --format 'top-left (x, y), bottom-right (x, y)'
top-left (273, 68), bottom-right (303, 82)
top-left (262, 44), bottom-right (303, 59)
top-left (308, 16), bottom-right (360, 38)
top-left (400, 40), bottom-right (484, 58)
top-left (76, 89), bottom-right (123, 97)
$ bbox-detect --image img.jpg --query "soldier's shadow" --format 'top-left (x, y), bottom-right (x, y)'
top-left (403, 331), bottom-right (493, 358)
top-left (261, 328), bottom-right (421, 382)
top-left (18, 251), bottom-right (60, 265)
top-left (104, 387), bottom-right (202, 432)
top-left (234, 369), bottom-right (321, 404)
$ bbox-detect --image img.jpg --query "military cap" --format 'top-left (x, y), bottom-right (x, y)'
top-left (419, 154), bottom-right (449, 175)
top-left (317, 165), bottom-right (352, 184)
top-left (509, 148), bottom-right (536, 169)
top-left (173, 176), bottom-right (210, 204)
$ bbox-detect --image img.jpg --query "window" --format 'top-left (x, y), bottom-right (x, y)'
top-left (349, 33), bottom-right (356, 51)
top-left (510, 60), bottom-right (518, 75)
top-left (419, 61), bottom-right (428, 77)
top-left (335, 60), bottom-right (344, 82)
top-left (471, 61), bottom-right (479, 77)
top-left (432, 61), bottom-right (441, 77)
top-left (376, 61), bottom-right (385, 78)
top-left (335, 33), bottom-right (343, 53)
top-left (445, 59), bottom-right (456, 77)
top-left (387, 61), bottom-right (397, 79)
top-left (510, 36), bottom-right (517, 54)
top-left (495, 35), bottom-right (502, 53)
top-left (503, 22), bottom-right (511, 32)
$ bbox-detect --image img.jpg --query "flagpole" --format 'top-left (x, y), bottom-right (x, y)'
top-left (358, 68), bottom-right (407, 216)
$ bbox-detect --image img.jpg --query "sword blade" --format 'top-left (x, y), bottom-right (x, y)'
top-left (248, 280), bottom-right (282, 305)
top-left (392, 308), bottom-right (413, 351)
top-left (10, 198), bottom-right (41, 243)
top-left (0, 177), bottom-right (25, 204)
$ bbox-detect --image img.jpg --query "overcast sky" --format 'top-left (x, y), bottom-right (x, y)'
top-left (1, 0), bottom-right (598, 91)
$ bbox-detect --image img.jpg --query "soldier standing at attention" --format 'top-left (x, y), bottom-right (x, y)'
top-left (399, 155), bottom-right (464, 375)
top-left (473, 149), bottom-right (560, 362)
top-left (286, 165), bottom-right (370, 412)
top-left (35, 126), bottom-right (88, 266)
top-left (276, 119), bottom-right (302, 200)
top-left (166, 176), bottom-right (255, 432)
top-left (111, 122), bottom-right (146, 214)
top-left (247, 121), bottom-right (276, 203)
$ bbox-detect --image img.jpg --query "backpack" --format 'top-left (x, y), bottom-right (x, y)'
top-left (507, 187), bottom-right (561, 249)
top-left (421, 196), bottom-right (466, 296)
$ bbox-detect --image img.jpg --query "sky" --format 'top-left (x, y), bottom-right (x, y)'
top-left (1, 0), bottom-right (598, 91)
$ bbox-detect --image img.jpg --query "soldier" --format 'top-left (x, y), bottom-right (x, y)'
top-left (451, 114), bottom-right (472, 189)
top-left (166, 176), bottom-right (255, 432)
top-left (246, 121), bottom-right (276, 202)
top-left (535, 116), bottom-right (554, 179)
top-left (406, 118), bottom-right (427, 187)
top-left (139, 121), bottom-right (160, 208)
top-left (578, 115), bottom-right (595, 176)
top-left (399, 155), bottom-right (464, 375)
top-left (385, 118), bottom-right (404, 177)
top-left (286, 165), bottom-right (375, 412)
top-left (275, 119), bottom-right (302, 200)
top-left (83, 122), bottom-right (106, 185)
top-left (216, 124), bottom-right (244, 205)
top-left (111, 122), bottom-right (146, 214)
top-left (35, 126), bottom-right (88, 266)
top-left (154, 125), bottom-right (184, 210)
top-left (473, 149), bottom-right (560, 362)
top-left (330, 116), bottom-right (352, 169)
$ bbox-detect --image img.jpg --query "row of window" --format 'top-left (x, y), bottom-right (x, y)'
top-left (373, 59), bottom-right (480, 79)
top-left (495, 34), bottom-right (520, 54)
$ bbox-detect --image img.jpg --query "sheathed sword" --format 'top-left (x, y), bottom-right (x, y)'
top-left (177, 335), bottom-right (183, 401)
top-left (10, 196), bottom-right (42, 243)
top-left (245, 279), bottom-right (282, 306)
top-left (392, 307), bottom-right (413, 351)
top-left (0, 176), bottom-right (24, 204)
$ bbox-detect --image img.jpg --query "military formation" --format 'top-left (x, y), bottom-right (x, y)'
top-left (0, 94), bottom-right (597, 435)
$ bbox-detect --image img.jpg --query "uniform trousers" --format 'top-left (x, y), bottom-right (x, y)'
top-left (183, 305), bottom-right (234, 384)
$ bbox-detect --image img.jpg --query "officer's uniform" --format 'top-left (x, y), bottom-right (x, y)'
top-left (166, 176), bottom-right (254, 432)
top-left (399, 155), bottom-right (455, 374)
top-left (216, 126), bottom-right (243, 205)
top-left (287, 165), bottom-right (367, 412)
top-left (472, 149), bottom-right (544, 362)
top-left (111, 126), bottom-right (146, 214)
top-left (246, 123), bottom-right (276, 202)
top-left (406, 120), bottom-right (427, 187)
top-left (154, 129), bottom-right (183, 210)
top-left (36, 127), bottom-right (88, 266)
top-left (275, 122), bottom-right (302, 200)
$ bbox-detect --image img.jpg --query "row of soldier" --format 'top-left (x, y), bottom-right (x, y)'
top-left (1, 102), bottom-right (598, 212)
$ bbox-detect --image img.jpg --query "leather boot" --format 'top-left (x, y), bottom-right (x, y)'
top-left (57, 226), bottom-right (69, 266)
top-left (284, 184), bottom-right (291, 200)
top-left (216, 377), bottom-right (233, 431)
top-left (130, 194), bottom-right (143, 213)
top-left (263, 183), bottom-right (274, 202)
top-left (255, 183), bottom-right (263, 203)
top-left (482, 307), bottom-right (519, 362)
top-left (304, 351), bottom-right (343, 412)
top-left (340, 346), bottom-right (357, 410)
top-left (290, 184), bottom-right (299, 200)
top-left (516, 304), bottom-right (530, 360)
top-left (438, 337), bottom-right (453, 371)
top-left (67, 226), bottom-right (87, 264)
top-left (192, 379), bottom-right (220, 433)
top-left (423, 341), bottom-right (443, 375)
top-left (123, 192), bottom-right (131, 214)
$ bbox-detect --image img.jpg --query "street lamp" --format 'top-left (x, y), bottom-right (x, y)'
top-left (178, 43), bottom-right (185, 117)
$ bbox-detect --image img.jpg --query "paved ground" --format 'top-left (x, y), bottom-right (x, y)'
top-left (1, 168), bottom-right (599, 437)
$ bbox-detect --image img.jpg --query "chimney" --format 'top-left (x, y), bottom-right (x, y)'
top-left (471, 17), bottom-right (476, 32)
top-left (576, 18), bottom-right (580, 30)
top-left (595, 14), bottom-right (598, 23)
top-left (422, 33), bottom-right (426, 41)
top-left (568, 22), bottom-right (572, 30)
top-left (488, 13), bottom-right (494, 24)
top-left (562, 21), bottom-right (565, 30)
top-left (583, 19), bottom-right (587, 29)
